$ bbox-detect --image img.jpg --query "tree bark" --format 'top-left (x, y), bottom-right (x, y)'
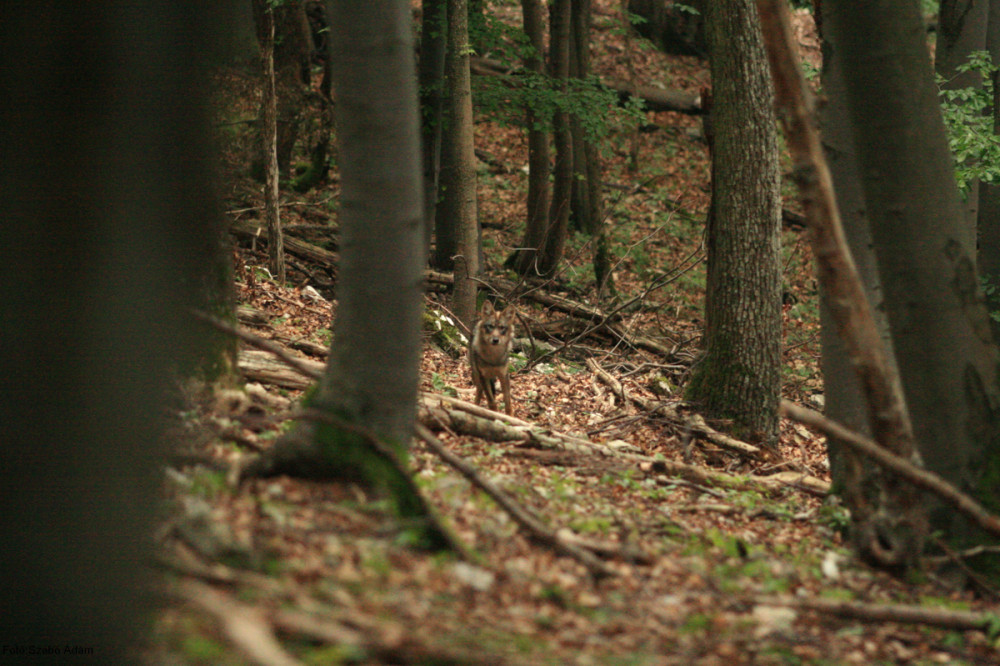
top-left (538, 0), bottom-right (573, 276)
top-left (814, 0), bottom-right (904, 544)
top-left (0, 0), bottom-right (229, 655)
top-left (825, 0), bottom-right (1000, 553)
top-left (255, 0), bottom-right (286, 284)
top-left (685, 0), bottom-right (782, 447)
top-left (977, 0), bottom-right (1000, 288)
top-left (419, 0), bottom-right (448, 255)
top-left (241, 0), bottom-right (449, 550)
top-left (936, 0), bottom-right (989, 240)
top-left (443, 0), bottom-right (480, 329)
top-left (508, 0), bottom-right (551, 276)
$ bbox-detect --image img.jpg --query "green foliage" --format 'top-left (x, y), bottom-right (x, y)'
top-left (937, 51), bottom-right (1000, 195)
top-left (467, 2), bottom-right (645, 142)
top-left (981, 275), bottom-right (1000, 325)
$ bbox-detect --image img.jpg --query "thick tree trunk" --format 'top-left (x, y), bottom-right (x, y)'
top-left (815, 0), bottom-right (903, 529)
top-left (826, 0), bottom-right (1000, 553)
top-left (761, 0), bottom-right (926, 572)
top-left (0, 0), bottom-right (228, 655)
top-left (685, 0), bottom-right (782, 447)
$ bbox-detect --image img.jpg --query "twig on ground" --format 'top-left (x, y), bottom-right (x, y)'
top-left (415, 423), bottom-right (617, 578)
top-left (587, 358), bottom-right (767, 461)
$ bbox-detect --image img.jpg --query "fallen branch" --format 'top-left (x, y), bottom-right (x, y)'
top-left (193, 310), bottom-right (324, 382)
top-left (415, 423), bottom-right (616, 578)
top-left (231, 218), bottom-right (339, 271)
top-left (587, 358), bottom-right (767, 461)
top-left (422, 392), bottom-right (829, 496)
top-left (754, 594), bottom-right (1000, 634)
top-left (173, 579), bottom-right (301, 666)
top-left (781, 400), bottom-right (1000, 540)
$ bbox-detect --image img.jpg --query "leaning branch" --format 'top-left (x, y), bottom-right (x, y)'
top-left (781, 400), bottom-right (1000, 540)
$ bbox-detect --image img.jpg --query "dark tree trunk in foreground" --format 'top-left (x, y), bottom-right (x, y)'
top-left (760, 0), bottom-right (926, 572)
top-left (826, 0), bottom-right (1000, 555)
top-left (242, 0), bottom-right (450, 550)
top-left (0, 0), bottom-right (228, 656)
top-left (977, 0), bottom-right (1000, 289)
top-left (816, 0), bottom-right (902, 529)
top-left (686, 0), bottom-right (782, 446)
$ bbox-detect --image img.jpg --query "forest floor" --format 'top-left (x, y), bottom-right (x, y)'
top-left (149, 4), bottom-right (1000, 664)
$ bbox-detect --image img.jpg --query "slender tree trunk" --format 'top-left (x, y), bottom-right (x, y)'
top-left (826, 0), bottom-right (1000, 552)
top-left (508, 0), bottom-right (551, 276)
top-left (568, 0), bottom-right (613, 293)
top-left (539, 0), bottom-right (573, 276)
top-left (936, 0), bottom-right (989, 242)
top-left (419, 0), bottom-right (448, 256)
top-left (685, 0), bottom-right (782, 447)
top-left (443, 0), bottom-right (480, 329)
top-left (0, 0), bottom-right (227, 655)
top-left (256, 0), bottom-right (286, 283)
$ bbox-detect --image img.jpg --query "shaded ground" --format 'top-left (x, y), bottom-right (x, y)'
top-left (149, 4), bottom-right (1000, 664)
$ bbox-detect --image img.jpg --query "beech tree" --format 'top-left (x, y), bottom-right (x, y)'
top-left (241, 0), bottom-right (450, 550)
top-left (825, 0), bottom-right (1000, 553)
top-left (508, 0), bottom-right (552, 277)
top-left (936, 0), bottom-right (989, 237)
top-left (685, 0), bottom-right (782, 447)
top-left (0, 0), bottom-right (231, 655)
top-left (441, 0), bottom-right (480, 328)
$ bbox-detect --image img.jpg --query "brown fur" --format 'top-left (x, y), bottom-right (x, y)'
top-left (468, 301), bottom-right (515, 415)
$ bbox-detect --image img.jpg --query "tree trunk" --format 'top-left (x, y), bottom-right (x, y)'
top-left (256, 0), bottom-right (286, 284)
top-left (685, 0), bottom-right (781, 447)
top-left (443, 0), bottom-right (480, 329)
top-left (0, 0), bottom-right (228, 655)
top-left (252, 1), bottom-right (310, 179)
top-left (816, 0), bottom-right (903, 537)
top-left (978, 0), bottom-right (1000, 290)
top-left (539, 0), bottom-right (573, 276)
top-left (936, 0), bottom-right (989, 242)
top-left (507, 0), bottom-right (551, 276)
top-left (419, 0), bottom-right (448, 256)
top-left (568, 0), bottom-right (613, 293)
top-left (761, 0), bottom-right (925, 572)
top-left (241, 0), bottom-right (449, 550)
top-left (826, 0), bottom-right (1000, 553)
top-left (627, 0), bottom-right (707, 57)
